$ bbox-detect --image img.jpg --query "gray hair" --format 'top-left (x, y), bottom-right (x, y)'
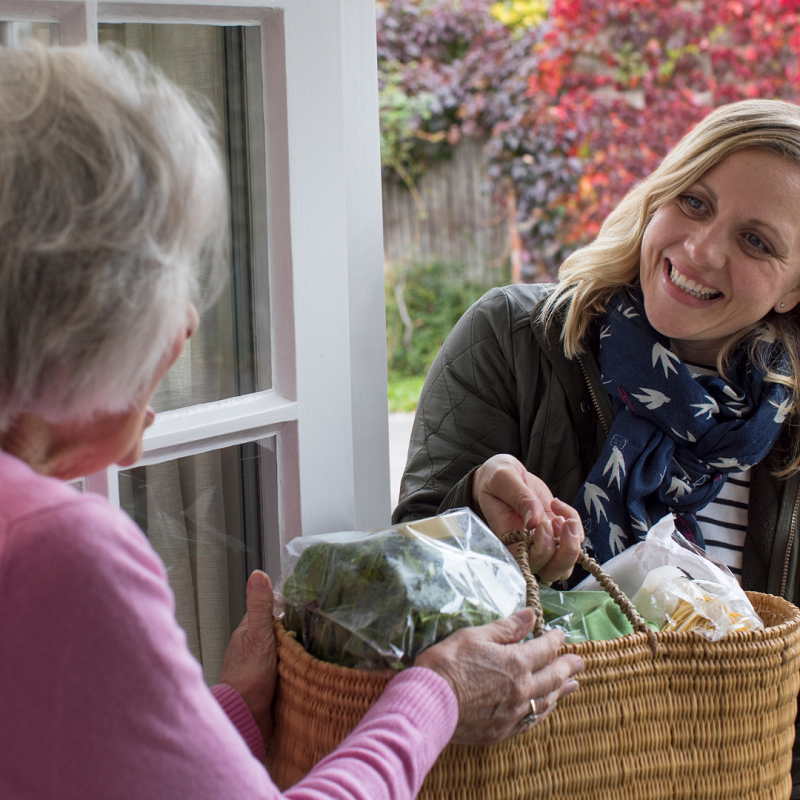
top-left (0, 44), bottom-right (228, 429)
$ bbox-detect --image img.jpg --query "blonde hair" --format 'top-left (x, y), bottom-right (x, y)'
top-left (0, 44), bottom-right (228, 430)
top-left (541, 99), bottom-right (800, 475)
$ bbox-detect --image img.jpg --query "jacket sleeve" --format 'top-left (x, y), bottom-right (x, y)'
top-left (393, 286), bottom-right (541, 523)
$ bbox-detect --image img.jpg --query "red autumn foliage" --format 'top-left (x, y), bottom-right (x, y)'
top-left (377, 0), bottom-right (800, 279)
top-left (528, 0), bottom-right (800, 249)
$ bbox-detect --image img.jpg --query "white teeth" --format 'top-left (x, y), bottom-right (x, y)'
top-left (669, 264), bottom-right (720, 300)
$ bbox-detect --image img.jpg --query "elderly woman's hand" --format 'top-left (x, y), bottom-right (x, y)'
top-left (414, 608), bottom-right (583, 745)
top-left (219, 571), bottom-right (278, 741)
top-left (472, 454), bottom-right (584, 582)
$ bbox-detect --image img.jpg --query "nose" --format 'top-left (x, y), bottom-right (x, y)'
top-left (685, 220), bottom-right (727, 270)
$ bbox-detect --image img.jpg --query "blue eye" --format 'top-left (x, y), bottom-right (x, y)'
top-left (745, 232), bottom-right (767, 251)
top-left (680, 194), bottom-right (705, 213)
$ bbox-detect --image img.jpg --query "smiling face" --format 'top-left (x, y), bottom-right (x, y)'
top-left (639, 149), bottom-right (800, 365)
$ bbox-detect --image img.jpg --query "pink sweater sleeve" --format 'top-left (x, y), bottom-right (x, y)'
top-left (211, 683), bottom-right (267, 760)
top-left (0, 484), bottom-right (458, 800)
top-left (286, 667), bottom-right (458, 800)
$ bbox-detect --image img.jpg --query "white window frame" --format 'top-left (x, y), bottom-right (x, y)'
top-left (5, 0), bottom-right (391, 571)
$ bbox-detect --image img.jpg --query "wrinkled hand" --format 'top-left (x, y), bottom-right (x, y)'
top-left (219, 571), bottom-right (277, 742)
top-left (414, 608), bottom-right (583, 745)
top-left (473, 454), bottom-right (584, 582)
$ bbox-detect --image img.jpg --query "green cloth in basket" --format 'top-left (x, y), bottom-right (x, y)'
top-left (540, 587), bottom-right (659, 643)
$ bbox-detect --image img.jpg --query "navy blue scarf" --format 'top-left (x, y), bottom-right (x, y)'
top-left (573, 288), bottom-right (790, 567)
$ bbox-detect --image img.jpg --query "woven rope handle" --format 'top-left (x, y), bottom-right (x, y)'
top-left (499, 530), bottom-right (659, 655)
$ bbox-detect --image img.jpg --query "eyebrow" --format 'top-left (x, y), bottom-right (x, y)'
top-left (697, 179), bottom-right (789, 253)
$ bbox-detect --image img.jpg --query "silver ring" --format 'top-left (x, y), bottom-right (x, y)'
top-left (519, 697), bottom-right (539, 728)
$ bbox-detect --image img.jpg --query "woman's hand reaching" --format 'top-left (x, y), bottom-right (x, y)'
top-left (219, 571), bottom-right (278, 742)
top-left (414, 608), bottom-right (583, 745)
top-left (472, 454), bottom-right (584, 582)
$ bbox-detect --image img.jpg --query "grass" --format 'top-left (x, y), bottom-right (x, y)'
top-left (388, 374), bottom-right (426, 413)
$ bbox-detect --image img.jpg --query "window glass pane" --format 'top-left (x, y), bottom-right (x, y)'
top-left (98, 23), bottom-right (271, 411)
top-left (118, 438), bottom-right (279, 683)
top-left (0, 21), bottom-right (59, 46)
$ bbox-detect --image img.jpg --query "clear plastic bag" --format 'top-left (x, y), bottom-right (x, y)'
top-left (276, 509), bottom-right (526, 670)
top-left (575, 514), bottom-right (763, 641)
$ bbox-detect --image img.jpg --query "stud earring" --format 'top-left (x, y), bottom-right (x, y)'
top-left (781, 302), bottom-right (786, 308)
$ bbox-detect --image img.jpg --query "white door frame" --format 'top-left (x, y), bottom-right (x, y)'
top-left (3, 0), bottom-right (391, 559)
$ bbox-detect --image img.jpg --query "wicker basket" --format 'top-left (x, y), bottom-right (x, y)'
top-left (267, 532), bottom-right (800, 799)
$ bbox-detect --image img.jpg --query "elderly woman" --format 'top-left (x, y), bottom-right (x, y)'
top-left (395, 98), bottom-right (800, 792)
top-left (0, 45), bottom-right (583, 800)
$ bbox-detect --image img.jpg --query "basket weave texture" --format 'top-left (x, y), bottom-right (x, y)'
top-left (268, 533), bottom-right (800, 799)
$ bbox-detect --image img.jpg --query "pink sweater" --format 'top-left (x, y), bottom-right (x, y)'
top-left (0, 449), bottom-right (458, 799)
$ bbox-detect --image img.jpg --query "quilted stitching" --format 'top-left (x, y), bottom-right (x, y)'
top-left (398, 286), bottom-right (548, 509)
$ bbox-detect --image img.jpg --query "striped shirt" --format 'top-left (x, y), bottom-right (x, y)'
top-left (684, 362), bottom-right (748, 583)
top-left (695, 469), bottom-right (749, 582)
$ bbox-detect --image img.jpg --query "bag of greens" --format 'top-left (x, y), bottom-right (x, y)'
top-left (277, 509), bottom-right (526, 670)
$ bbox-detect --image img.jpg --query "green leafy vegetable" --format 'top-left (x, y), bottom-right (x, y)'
top-left (281, 513), bottom-right (525, 670)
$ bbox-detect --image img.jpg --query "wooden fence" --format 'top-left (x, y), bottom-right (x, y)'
top-left (381, 137), bottom-right (509, 284)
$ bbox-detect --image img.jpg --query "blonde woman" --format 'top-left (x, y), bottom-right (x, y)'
top-left (397, 99), bottom-right (800, 793)
top-left (397, 98), bottom-right (800, 602)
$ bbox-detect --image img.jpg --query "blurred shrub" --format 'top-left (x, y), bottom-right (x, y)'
top-left (379, 64), bottom-right (438, 187)
top-left (388, 374), bottom-right (427, 413)
top-left (385, 260), bottom-right (506, 379)
top-left (527, 0), bottom-right (800, 244)
top-left (376, 0), bottom-right (583, 280)
top-left (376, 0), bottom-right (800, 281)
top-left (489, 0), bottom-right (549, 29)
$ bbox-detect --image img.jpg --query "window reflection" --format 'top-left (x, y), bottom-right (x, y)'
top-left (98, 23), bottom-right (269, 411)
top-left (119, 438), bottom-right (278, 684)
top-left (0, 21), bottom-right (59, 46)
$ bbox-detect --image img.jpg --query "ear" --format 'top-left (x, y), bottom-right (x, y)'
top-left (775, 287), bottom-right (800, 313)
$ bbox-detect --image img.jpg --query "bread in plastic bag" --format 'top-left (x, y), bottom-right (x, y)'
top-left (575, 513), bottom-right (762, 640)
top-left (277, 509), bottom-right (526, 670)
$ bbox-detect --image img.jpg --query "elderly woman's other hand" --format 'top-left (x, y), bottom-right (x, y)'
top-left (413, 608), bottom-right (583, 746)
top-left (472, 454), bottom-right (584, 582)
top-left (219, 571), bottom-right (278, 741)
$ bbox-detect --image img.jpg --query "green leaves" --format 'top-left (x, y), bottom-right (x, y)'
top-left (379, 63), bottom-right (438, 182)
top-left (282, 517), bottom-right (525, 670)
top-left (385, 260), bottom-right (500, 379)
